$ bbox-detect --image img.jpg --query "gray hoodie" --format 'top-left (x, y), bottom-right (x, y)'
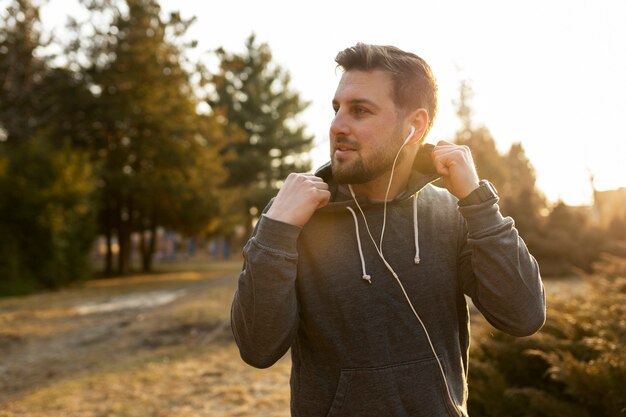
top-left (231, 157), bottom-right (546, 417)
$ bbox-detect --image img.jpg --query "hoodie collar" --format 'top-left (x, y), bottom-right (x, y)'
top-left (314, 143), bottom-right (441, 208)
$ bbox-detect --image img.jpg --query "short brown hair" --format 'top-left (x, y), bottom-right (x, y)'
top-left (335, 43), bottom-right (438, 135)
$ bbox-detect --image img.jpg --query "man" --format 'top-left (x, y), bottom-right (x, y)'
top-left (231, 43), bottom-right (545, 417)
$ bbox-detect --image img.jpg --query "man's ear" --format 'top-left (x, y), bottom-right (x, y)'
top-left (408, 108), bottom-right (429, 145)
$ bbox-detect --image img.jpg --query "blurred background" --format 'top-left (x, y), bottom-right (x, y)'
top-left (1, 0), bottom-right (625, 416)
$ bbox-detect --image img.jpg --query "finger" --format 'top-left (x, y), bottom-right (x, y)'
top-left (432, 143), bottom-right (463, 155)
top-left (316, 190), bottom-right (331, 209)
top-left (432, 148), bottom-right (460, 175)
top-left (434, 159), bottom-right (450, 176)
top-left (304, 175), bottom-right (325, 183)
top-left (432, 146), bottom-right (469, 164)
top-left (311, 180), bottom-right (329, 190)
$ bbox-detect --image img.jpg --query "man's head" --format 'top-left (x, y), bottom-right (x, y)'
top-left (334, 43), bottom-right (438, 135)
top-left (330, 43), bottom-right (438, 189)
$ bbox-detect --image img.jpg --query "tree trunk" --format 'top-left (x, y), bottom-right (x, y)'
top-left (139, 212), bottom-right (157, 272)
top-left (105, 225), bottom-right (113, 275)
top-left (117, 229), bottom-right (130, 275)
top-left (117, 205), bottom-right (131, 275)
top-left (148, 222), bottom-right (157, 270)
top-left (140, 228), bottom-right (152, 272)
top-left (104, 204), bottom-right (113, 275)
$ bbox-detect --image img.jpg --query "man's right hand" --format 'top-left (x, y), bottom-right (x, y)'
top-left (265, 173), bottom-right (331, 227)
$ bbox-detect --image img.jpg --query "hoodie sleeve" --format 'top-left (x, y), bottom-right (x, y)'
top-left (457, 197), bottom-right (546, 337)
top-left (230, 213), bottom-right (301, 368)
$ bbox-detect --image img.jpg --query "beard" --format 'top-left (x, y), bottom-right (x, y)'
top-left (331, 126), bottom-right (406, 185)
top-left (332, 149), bottom-right (399, 184)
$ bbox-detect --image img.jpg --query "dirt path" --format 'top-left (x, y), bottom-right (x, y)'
top-left (0, 262), bottom-right (257, 407)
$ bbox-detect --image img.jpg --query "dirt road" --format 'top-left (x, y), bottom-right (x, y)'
top-left (0, 260), bottom-right (291, 417)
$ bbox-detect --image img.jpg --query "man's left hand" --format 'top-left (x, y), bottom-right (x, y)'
top-left (432, 140), bottom-right (480, 199)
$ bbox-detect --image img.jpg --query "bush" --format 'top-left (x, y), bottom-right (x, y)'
top-left (468, 255), bottom-right (626, 417)
top-left (0, 138), bottom-right (97, 295)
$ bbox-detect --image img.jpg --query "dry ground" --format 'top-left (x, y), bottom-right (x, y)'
top-left (0, 259), bottom-right (291, 417)
top-left (0, 258), bottom-right (584, 417)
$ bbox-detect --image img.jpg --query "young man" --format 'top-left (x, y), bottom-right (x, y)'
top-left (231, 43), bottom-right (546, 417)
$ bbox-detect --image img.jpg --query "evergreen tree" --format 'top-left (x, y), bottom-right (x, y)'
top-left (0, 136), bottom-right (96, 294)
top-left (0, 0), bottom-right (97, 293)
top-left (501, 143), bottom-right (546, 234)
top-left (453, 80), bottom-right (508, 192)
top-left (73, 0), bottom-right (227, 273)
top-left (208, 34), bottom-right (313, 233)
top-left (452, 80), bottom-right (547, 228)
top-left (0, 0), bottom-right (47, 143)
top-left (451, 79), bottom-right (557, 272)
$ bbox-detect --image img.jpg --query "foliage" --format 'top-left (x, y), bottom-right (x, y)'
top-left (0, 137), bottom-right (97, 294)
top-left (453, 80), bottom-right (546, 230)
top-left (0, 0), bottom-right (49, 143)
top-left (69, 0), bottom-right (227, 273)
top-left (468, 255), bottom-right (626, 417)
top-left (208, 34), bottom-right (313, 232)
top-left (531, 202), bottom-right (610, 276)
top-left (500, 143), bottom-right (545, 233)
top-left (2, 0), bottom-right (315, 285)
top-left (0, 0), bottom-right (98, 295)
top-left (451, 80), bottom-right (625, 276)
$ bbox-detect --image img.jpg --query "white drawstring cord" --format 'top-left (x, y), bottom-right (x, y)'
top-left (347, 186), bottom-right (401, 282)
top-left (347, 206), bottom-right (372, 284)
top-left (413, 193), bottom-right (420, 264)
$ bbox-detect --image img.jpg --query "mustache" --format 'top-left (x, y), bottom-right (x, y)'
top-left (333, 135), bottom-right (359, 150)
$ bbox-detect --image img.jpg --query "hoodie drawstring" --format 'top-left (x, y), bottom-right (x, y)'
top-left (347, 206), bottom-right (372, 284)
top-left (346, 190), bottom-right (420, 284)
top-left (413, 193), bottom-right (420, 264)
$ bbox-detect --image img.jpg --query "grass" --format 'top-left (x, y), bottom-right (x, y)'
top-left (1, 343), bottom-right (291, 417)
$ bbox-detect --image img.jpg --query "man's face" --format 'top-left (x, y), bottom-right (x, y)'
top-left (330, 69), bottom-right (405, 185)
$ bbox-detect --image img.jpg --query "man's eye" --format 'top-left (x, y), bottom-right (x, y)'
top-left (353, 107), bottom-right (368, 115)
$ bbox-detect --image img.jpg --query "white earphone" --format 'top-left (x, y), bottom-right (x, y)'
top-left (403, 126), bottom-right (416, 145)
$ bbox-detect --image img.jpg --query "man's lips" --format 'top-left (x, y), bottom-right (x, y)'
top-left (333, 140), bottom-right (358, 156)
top-left (333, 145), bottom-right (356, 158)
top-left (335, 144), bottom-right (356, 152)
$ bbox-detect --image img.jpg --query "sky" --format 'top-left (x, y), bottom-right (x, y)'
top-left (39, 0), bottom-right (626, 206)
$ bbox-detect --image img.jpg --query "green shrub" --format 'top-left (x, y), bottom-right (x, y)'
top-left (0, 139), bottom-right (97, 295)
top-left (468, 255), bottom-right (626, 417)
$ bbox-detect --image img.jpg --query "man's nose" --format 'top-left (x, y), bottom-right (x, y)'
top-left (330, 111), bottom-right (350, 138)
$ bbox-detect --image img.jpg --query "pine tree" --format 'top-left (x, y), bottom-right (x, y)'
top-left (208, 34), bottom-right (313, 233)
top-left (501, 142), bottom-right (546, 234)
top-left (452, 80), bottom-right (547, 230)
top-left (0, 0), bottom-right (48, 143)
top-left (74, 0), bottom-right (227, 273)
top-left (452, 80), bottom-right (509, 192)
top-left (0, 0), bottom-right (97, 293)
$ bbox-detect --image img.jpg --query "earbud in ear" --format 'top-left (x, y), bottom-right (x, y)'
top-left (403, 126), bottom-right (416, 145)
